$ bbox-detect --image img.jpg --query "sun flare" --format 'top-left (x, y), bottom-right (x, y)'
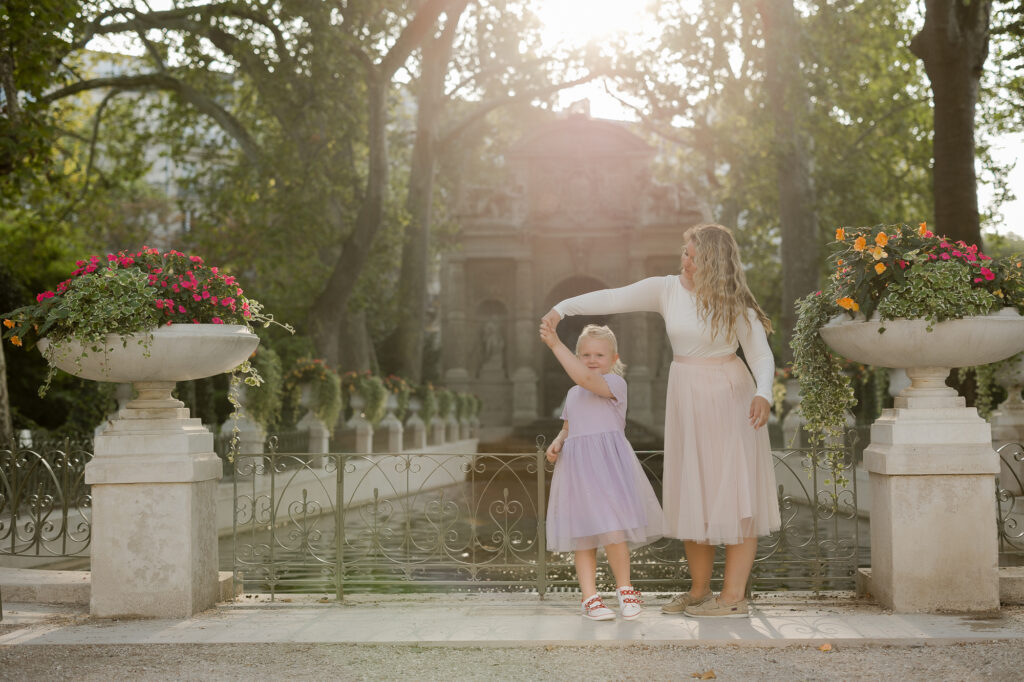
top-left (535, 0), bottom-right (652, 49)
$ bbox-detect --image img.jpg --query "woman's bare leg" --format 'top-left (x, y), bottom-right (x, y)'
top-left (720, 537), bottom-right (757, 603)
top-left (683, 541), bottom-right (715, 599)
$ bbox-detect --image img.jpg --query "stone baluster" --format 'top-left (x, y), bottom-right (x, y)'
top-left (404, 397), bottom-right (427, 450)
top-left (373, 393), bottom-right (404, 453)
top-left (336, 394), bottom-right (373, 453)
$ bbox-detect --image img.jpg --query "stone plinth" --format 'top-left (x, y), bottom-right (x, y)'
top-left (428, 418), bottom-right (445, 445)
top-left (404, 413), bottom-right (427, 450)
top-left (373, 411), bottom-right (404, 453)
top-left (87, 381), bottom-right (223, 619)
top-left (862, 369), bottom-right (1000, 612)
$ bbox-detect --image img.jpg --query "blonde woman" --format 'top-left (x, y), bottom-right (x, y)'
top-left (540, 223), bottom-right (780, 618)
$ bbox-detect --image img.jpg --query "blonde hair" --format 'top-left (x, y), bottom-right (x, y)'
top-left (682, 223), bottom-right (773, 340)
top-left (575, 324), bottom-right (626, 376)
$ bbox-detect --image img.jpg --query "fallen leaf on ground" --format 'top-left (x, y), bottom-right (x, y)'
top-left (819, 643), bottom-right (833, 652)
top-left (318, 597), bottom-right (330, 603)
top-left (279, 598), bottom-right (293, 603)
top-left (691, 671), bottom-right (716, 680)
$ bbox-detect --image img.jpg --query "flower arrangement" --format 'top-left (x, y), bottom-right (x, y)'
top-left (435, 387), bottom-right (455, 421)
top-left (340, 370), bottom-right (387, 425)
top-left (414, 382), bottom-right (437, 425)
top-left (792, 222), bottom-right (1024, 443)
top-left (283, 357), bottom-right (342, 429)
top-left (382, 374), bottom-right (412, 422)
top-left (243, 347), bottom-right (284, 429)
top-left (2, 247), bottom-right (290, 395)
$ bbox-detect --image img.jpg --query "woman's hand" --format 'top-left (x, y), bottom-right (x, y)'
top-left (541, 309), bottom-right (561, 332)
top-left (749, 396), bottom-right (770, 429)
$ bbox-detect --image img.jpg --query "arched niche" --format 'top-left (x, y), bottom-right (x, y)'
top-left (474, 299), bottom-right (509, 379)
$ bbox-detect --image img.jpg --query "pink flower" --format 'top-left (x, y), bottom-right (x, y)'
top-left (107, 254), bottom-right (116, 261)
top-left (178, 305), bottom-right (186, 313)
top-left (161, 281), bottom-right (168, 288)
top-left (156, 300), bottom-right (164, 309)
top-left (211, 317), bottom-right (223, 324)
top-left (85, 264), bottom-right (97, 273)
top-left (171, 284), bottom-right (180, 292)
top-left (202, 290), bottom-right (210, 299)
top-left (981, 267), bottom-right (995, 281)
top-left (211, 296), bottom-right (218, 304)
top-left (193, 294), bottom-right (202, 302)
top-left (974, 277), bottom-right (983, 283)
top-left (940, 253), bottom-right (950, 260)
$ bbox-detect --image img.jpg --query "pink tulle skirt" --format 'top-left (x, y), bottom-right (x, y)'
top-left (662, 354), bottom-right (781, 545)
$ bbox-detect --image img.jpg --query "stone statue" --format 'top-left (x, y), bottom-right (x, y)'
top-left (480, 317), bottom-right (505, 374)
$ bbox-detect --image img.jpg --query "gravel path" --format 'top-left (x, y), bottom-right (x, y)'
top-left (2, 641), bottom-right (1024, 681)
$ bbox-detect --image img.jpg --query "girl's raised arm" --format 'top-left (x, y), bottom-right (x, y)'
top-left (539, 321), bottom-right (614, 398)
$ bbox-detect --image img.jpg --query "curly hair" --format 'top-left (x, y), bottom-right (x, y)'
top-left (574, 324), bottom-right (627, 376)
top-left (683, 223), bottom-right (773, 341)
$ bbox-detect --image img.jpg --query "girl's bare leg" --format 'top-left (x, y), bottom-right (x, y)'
top-left (683, 541), bottom-right (715, 599)
top-left (575, 548), bottom-right (599, 597)
top-left (604, 542), bottom-right (631, 587)
top-left (721, 537), bottom-right (757, 603)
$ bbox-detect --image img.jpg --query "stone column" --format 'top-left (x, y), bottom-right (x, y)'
top-left (511, 258), bottom-right (538, 425)
top-left (87, 381), bottom-right (222, 618)
top-left (863, 367), bottom-right (1000, 612)
top-left (443, 257), bottom-right (470, 385)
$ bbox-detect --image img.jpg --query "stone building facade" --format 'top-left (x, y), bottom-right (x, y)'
top-left (440, 114), bottom-right (706, 438)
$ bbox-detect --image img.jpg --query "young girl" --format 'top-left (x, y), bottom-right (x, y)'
top-left (539, 323), bottom-right (663, 621)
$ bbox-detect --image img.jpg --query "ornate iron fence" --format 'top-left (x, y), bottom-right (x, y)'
top-left (232, 438), bottom-right (862, 599)
top-left (997, 442), bottom-right (1024, 564)
top-left (0, 439), bottom-right (93, 557)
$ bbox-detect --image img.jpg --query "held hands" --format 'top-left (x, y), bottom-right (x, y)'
top-left (539, 310), bottom-right (561, 349)
top-left (749, 395), bottom-right (770, 429)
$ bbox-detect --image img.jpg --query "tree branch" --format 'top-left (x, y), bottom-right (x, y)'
top-left (40, 73), bottom-right (262, 165)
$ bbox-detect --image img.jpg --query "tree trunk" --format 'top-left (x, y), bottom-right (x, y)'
top-left (393, 4), bottom-right (466, 382)
top-left (309, 75), bottom-right (389, 367)
top-left (0, 343), bottom-right (12, 446)
top-left (910, 0), bottom-right (991, 246)
top-left (759, 0), bottom-right (819, 364)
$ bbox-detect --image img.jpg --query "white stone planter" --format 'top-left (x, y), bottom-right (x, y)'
top-left (820, 309), bottom-right (1024, 612)
top-left (39, 323), bottom-right (259, 619)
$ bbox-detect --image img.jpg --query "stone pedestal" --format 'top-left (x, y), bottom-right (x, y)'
top-left (404, 399), bottom-right (427, 450)
top-left (428, 417), bottom-right (445, 445)
top-left (87, 381), bottom-right (223, 618)
top-left (863, 367), bottom-right (1000, 612)
top-left (373, 410), bottom-right (404, 453)
top-left (296, 411), bottom-right (329, 466)
top-left (336, 414), bottom-right (373, 453)
top-left (445, 415), bottom-right (459, 442)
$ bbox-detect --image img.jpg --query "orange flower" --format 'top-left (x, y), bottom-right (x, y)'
top-left (10, 335), bottom-right (21, 347)
top-left (2, 319), bottom-right (13, 328)
top-left (919, 222), bottom-right (928, 236)
top-left (868, 245), bottom-right (887, 260)
top-left (837, 297), bottom-right (856, 310)
top-left (853, 236), bottom-right (866, 252)
top-left (835, 228), bottom-right (845, 241)
top-left (837, 259), bottom-right (844, 266)
top-left (875, 232), bottom-right (889, 246)
top-left (875, 262), bottom-right (887, 274)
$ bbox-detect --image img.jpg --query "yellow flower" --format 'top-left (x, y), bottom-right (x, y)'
top-left (10, 335), bottom-right (21, 347)
top-left (868, 245), bottom-right (887, 260)
top-left (2, 319), bottom-right (13, 328)
top-left (875, 232), bottom-right (889, 246)
top-left (874, 262), bottom-right (887, 274)
top-left (853, 236), bottom-right (866, 252)
top-left (835, 228), bottom-right (845, 241)
top-left (919, 222), bottom-right (928, 236)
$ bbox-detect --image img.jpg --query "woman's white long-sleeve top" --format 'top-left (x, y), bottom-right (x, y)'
top-left (553, 275), bottom-right (775, 402)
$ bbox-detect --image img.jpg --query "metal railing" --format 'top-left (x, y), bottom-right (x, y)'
top-left (0, 439), bottom-right (93, 558)
top-left (997, 442), bottom-right (1024, 564)
top-left (232, 437), bottom-right (862, 599)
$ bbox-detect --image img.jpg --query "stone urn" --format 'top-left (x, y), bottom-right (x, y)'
top-left (818, 309), bottom-right (1024, 612)
top-left (38, 323), bottom-right (259, 618)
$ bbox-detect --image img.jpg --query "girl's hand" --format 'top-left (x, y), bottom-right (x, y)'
top-left (545, 439), bottom-right (562, 463)
top-left (539, 319), bottom-right (560, 349)
top-left (749, 396), bottom-right (770, 429)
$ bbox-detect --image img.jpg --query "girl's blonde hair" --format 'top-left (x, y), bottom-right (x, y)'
top-left (683, 223), bottom-right (773, 340)
top-left (575, 324), bottom-right (627, 376)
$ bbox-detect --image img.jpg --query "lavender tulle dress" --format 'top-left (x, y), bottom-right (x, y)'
top-left (546, 373), bottom-right (664, 552)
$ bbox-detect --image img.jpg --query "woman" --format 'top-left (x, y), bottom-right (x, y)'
top-left (540, 223), bottom-right (780, 617)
